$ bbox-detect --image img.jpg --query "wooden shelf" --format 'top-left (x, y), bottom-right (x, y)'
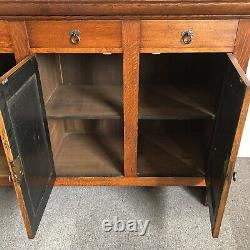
top-left (46, 85), bottom-right (122, 119)
top-left (54, 133), bottom-right (123, 177)
top-left (138, 133), bottom-right (206, 177)
top-left (46, 84), bottom-right (215, 120)
top-left (139, 85), bottom-right (215, 120)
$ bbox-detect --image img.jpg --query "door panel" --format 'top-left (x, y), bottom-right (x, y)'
top-left (207, 53), bottom-right (250, 237)
top-left (0, 56), bottom-right (55, 239)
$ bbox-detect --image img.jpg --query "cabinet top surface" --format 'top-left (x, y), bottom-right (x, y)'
top-left (0, 0), bottom-right (250, 17)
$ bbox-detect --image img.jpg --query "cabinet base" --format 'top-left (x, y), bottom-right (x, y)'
top-left (54, 176), bottom-right (206, 186)
top-left (0, 176), bottom-right (206, 187)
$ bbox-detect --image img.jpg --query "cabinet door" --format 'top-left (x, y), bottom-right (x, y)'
top-left (207, 53), bottom-right (250, 238)
top-left (0, 56), bottom-right (55, 239)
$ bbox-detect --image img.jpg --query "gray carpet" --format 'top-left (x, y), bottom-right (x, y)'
top-left (0, 158), bottom-right (249, 250)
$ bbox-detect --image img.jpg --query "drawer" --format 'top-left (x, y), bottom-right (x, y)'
top-left (141, 20), bottom-right (239, 52)
top-left (26, 21), bottom-right (122, 53)
top-left (0, 21), bottom-right (12, 52)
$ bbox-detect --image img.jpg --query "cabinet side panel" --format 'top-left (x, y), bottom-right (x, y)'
top-left (37, 54), bottom-right (62, 104)
top-left (234, 19), bottom-right (250, 72)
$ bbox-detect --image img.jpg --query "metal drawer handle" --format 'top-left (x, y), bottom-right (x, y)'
top-left (181, 30), bottom-right (193, 45)
top-left (70, 30), bottom-right (81, 45)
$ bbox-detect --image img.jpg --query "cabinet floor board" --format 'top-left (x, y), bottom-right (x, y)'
top-left (138, 133), bottom-right (206, 177)
top-left (54, 133), bottom-right (123, 177)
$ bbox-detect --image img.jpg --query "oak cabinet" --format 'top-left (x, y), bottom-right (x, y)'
top-left (0, 0), bottom-right (249, 240)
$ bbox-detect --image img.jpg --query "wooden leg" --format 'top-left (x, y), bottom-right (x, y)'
top-left (203, 187), bottom-right (208, 207)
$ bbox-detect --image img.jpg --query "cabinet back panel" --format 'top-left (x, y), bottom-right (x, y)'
top-left (64, 119), bottom-right (123, 135)
top-left (37, 54), bottom-right (123, 119)
top-left (48, 118), bottom-right (123, 177)
top-left (138, 120), bottom-right (211, 177)
top-left (48, 119), bottom-right (123, 177)
top-left (60, 54), bottom-right (123, 86)
top-left (139, 53), bottom-right (226, 120)
top-left (140, 53), bottom-right (225, 96)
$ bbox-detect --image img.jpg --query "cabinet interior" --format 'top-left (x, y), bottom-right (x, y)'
top-left (138, 53), bottom-right (224, 177)
top-left (37, 54), bottom-right (124, 177)
top-left (0, 53), bottom-right (16, 179)
top-left (0, 52), bottom-right (230, 181)
top-left (0, 54), bottom-right (16, 77)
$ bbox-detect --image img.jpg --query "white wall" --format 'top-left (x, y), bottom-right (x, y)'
top-left (238, 60), bottom-right (250, 157)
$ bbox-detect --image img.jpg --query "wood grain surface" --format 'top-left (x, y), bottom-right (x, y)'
top-left (0, 21), bottom-right (12, 52)
top-left (141, 20), bottom-right (238, 52)
top-left (54, 176), bottom-right (206, 186)
top-left (0, 1), bottom-right (250, 17)
top-left (234, 19), bottom-right (250, 72)
top-left (9, 21), bottom-right (31, 62)
top-left (122, 20), bottom-right (140, 177)
top-left (26, 21), bottom-right (122, 52)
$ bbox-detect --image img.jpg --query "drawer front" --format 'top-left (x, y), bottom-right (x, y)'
top-left (26, 21), bottom-right (122, 52)
top-left (0, 21), bottom-right (12, 52)
top-left (141, 20), bottom-right (239, 52)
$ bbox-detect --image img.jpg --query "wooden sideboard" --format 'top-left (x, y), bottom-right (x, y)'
top-left (0, 0), bottom-right (250, 239)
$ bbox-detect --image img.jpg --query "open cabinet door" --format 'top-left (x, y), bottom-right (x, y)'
top-left (207, 53), bottom-right (250, 238)
top-left (0, 56), bottom-right (55, 239)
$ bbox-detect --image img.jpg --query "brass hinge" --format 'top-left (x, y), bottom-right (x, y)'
top-left (1, 78), bottom-right (8, 85)
top-left (10, 155), bottom-right (24, 184)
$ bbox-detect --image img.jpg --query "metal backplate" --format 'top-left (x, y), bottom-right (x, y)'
top-left (11, 155), bottom-right (24, 184)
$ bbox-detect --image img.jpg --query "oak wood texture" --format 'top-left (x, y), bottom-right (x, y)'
top-left (234, 19), bottom-right (250, 72)
top-left (46, 85), bottom-right (122, 119)
top-left (0, 140), bottom-right (9, 178)
top-left (54, 133), bottom-right (123, 177)
top-left (26, 21), bottom-right (122, 53)
top-left (139, 85), bottom-right (215, 120)
top-left (210, 54), bottom-right (250, 238)
top-left (0, 176), bottom-right (207, 187)
top-left (54, 176), bottom-right (206, 186)
top-left (0, 1), bottom-right (250, 17)
top-left (0, 2), bottom-right (249, 239)
top-left (138, 133), bottom-right (205, 177)
top-left (0, 177), bottom-right (11, 186)
top-left (63, 119), bottom-right (122, 135)
top-left (0, 110), bottom-right (33, 237)
top-left (141, 20), bottom-right (238, 53)
top-left (59, 53), bottom-right (123, 86)
top-left (37, 53), bottom-right (123, 117)
top-left (122, 21), bottom-right (140, 177)
top-left (48, 120), bottom-right (65, 162)
top-left (46, 84), bottom-right (215, 120)
top-left (0, 21), bottom-right (12, 52)
top-left (36, 54), bottom-right (62, 103)
top-left (0, 176), bottom-right (206, 187)
top-left (9, 22), bottom-right (31, 62)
